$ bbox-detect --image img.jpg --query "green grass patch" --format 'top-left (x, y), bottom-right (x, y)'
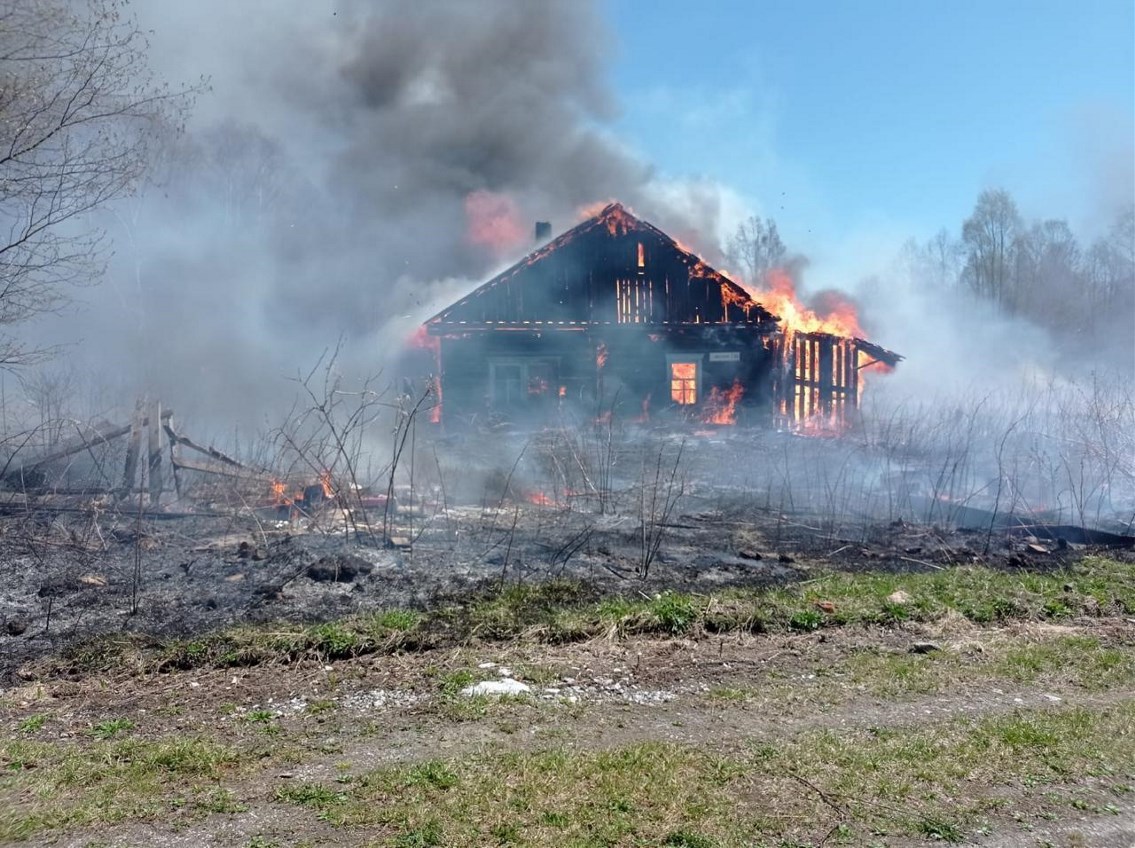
top-left (995, 635), bottom-right (1135, 689)
top-left (440, 556), bottom-right (1134, 642)
top-left (90, 718), bottom-right (134, 740)
top-left (836, 633), bottom-right (1135, 699)
top-left (16, 715), bottom-right (46, 734)
top-left (267, 701), bottom-right (1135, 846)
top-left (0, 736), bottom-right (254, 841)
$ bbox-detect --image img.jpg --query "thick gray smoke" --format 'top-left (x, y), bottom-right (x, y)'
top-left (25, 0), bottom-right (1130, 453)
top-left (30, 0), bottom-right (731, 431)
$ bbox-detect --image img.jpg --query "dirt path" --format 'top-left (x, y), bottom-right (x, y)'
top-left (5, 617), bottom-right (1134, 847)
top-left (22, 685), bottom-right (1135, 848)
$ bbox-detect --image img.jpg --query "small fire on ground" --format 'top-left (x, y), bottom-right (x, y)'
top-left (701, 379), bottom-right (744, 425)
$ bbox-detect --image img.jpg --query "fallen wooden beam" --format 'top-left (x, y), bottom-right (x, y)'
top-left (14, 410), bottom-right (170, 473)
top-left (170, 453), bottom-right (254, 479)
top-left (163, 422), bottom-right (247, 469)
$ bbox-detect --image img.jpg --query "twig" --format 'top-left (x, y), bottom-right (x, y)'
top-left (897, 555), bottom-right (944, 570)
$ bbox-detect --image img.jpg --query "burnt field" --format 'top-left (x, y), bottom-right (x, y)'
top-left (3, 405), bottom-right (1132, 679)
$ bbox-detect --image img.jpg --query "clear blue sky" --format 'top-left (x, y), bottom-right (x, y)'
top-left (606, 0), bottom-right (1134, 257)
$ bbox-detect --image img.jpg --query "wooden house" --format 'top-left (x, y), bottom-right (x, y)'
top-left (424, 203), bottom-right (899, 428)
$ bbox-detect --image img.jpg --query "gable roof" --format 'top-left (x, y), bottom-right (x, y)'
top-left (427, 203), bottom-right (779, 330)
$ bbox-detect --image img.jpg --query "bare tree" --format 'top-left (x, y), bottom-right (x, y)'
top-left (899, 228), bottom-right (964, 293)
top-left (724, 215), bottom-right (787, 285)
top-left (1084, 205), bottom-right (1135, 337)
top-left (151, 120), bottom-right (299, 232)
top-left (1012, 218), bottom-right (1081, 329)
top-left (17, 363), bottom-right (79, 452)
top-left (0, 0), bottom-right (196, 365)
top-left (961, 188), bottom-right (1021, 308)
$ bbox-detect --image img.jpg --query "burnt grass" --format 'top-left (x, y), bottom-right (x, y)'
top-left (2, 491), bottom-right (1131, 682)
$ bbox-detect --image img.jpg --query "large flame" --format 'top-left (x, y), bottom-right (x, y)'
top-left (744, 269), bottom-right (864, 339)
top-left (740, 269), bottom-right (891, 430)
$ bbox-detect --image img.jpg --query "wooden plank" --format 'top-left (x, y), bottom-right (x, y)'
top-left (119, 399), bottom-right (144, 497)
top-left (170, 454), bottom-right (257, 479)
top-left (147, 399), bottom-right (163, 506)
top-left (14, 408), bottom-right (169, 473)
top-left (819, 335), bottom-right (834, 415)
top-left (163, 423), bottom-right (246, 469)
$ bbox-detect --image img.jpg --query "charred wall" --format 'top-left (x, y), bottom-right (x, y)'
top-left (437, 325), bottom-right (778, 427)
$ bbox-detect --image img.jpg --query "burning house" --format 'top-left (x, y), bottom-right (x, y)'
top-left (422, 203), bottom-right (900, 429)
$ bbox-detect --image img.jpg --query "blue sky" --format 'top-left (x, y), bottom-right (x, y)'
top-left (606, 0), bottom-right (1134, 258)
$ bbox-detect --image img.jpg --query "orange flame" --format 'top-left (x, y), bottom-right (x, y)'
top-left (701, 379), bottom-right (744, 425)
top-left (270, 479), bottom-right (304, 506)
top-left (406, 327), bottom-right (443, 425)
top-left (743, 269), bottom-right (892, 431)
top-left (577, 199), bottom-right (619, 220)
top-left (633, 392), bottom-right (651, 423)
top-left (320, 470), bottom-right (334, 499)
top-left (575, 201), bottom-right (640, 236)
top-left (744, 269), bottom-right (864, 339)
top-left (596, 342), bottom-right (608, 370)
top-left (407, 325), bottom-right (438, 352)
top-left (670, 362), bottom-right (697, 405)
top-left (464, 190), bottom-right (526, 255)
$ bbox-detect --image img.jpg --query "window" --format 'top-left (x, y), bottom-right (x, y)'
top-left (490, 358), bottom-right (558, 407)
top-left (490, 363), bottom-right (523, 405)
top-left (670, 361), bottom-right (698, 405)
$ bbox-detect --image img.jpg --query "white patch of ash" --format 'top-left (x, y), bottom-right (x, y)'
top-left (341, 688), bottom-right (425, 711)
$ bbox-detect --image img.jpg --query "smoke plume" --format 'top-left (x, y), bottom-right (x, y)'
top-left (33, 0), bottom-right (731, 429)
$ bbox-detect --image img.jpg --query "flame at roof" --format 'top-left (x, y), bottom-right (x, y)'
top-left (427, 203), bottom-right (778, 328)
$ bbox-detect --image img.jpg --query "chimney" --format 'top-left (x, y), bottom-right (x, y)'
top-left (534, 221), bottom-right (551, 243)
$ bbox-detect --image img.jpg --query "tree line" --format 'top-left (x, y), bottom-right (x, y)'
top-left (905, 189), bottom-right (1134, 347)
top-left (725, 191), bottom-right (1135, 355)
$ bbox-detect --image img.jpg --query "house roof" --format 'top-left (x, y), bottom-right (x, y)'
top-left (854, 337), bottom-right (904, 367)
top-left (427, 202), bottom-right (779, 329)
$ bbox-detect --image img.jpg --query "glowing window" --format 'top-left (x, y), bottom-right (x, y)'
top-left (670, 361), bottom-right (698, 405)
top-left (637, 241), bottom-right (645, 269)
